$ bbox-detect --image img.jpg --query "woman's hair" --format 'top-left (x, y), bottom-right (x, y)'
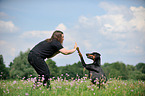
top-left (46, 30), bottom-right (64, 43)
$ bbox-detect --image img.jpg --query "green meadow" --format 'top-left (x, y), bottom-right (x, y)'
top-left (0, 77), bottom-right (145, 96)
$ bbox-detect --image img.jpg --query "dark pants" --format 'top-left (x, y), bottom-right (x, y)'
top-left (28, 51), bottom-right (50, 88)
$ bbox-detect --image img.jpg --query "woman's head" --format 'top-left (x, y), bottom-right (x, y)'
top-left (51, 30), bottom-right (64, 43)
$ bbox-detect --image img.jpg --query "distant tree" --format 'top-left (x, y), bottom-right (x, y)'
top-left (126, 65), bottom-right (135, 71)
top-left (9, 49), bottom-right (37, 79)
top-left (136, 63), bottom-right (145, 74)
top-left (0, 55), bottom-right (9, 79)
top-left (9, 62), bottom-right (13, 68)
top-left (102, 62), bottom-right (128, 79)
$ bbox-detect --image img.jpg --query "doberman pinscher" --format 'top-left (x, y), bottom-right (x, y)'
top-left (76, 47), bottom-right (107, 88)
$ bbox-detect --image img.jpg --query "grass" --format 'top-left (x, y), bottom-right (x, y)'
top-left (0, 76), bottom-right (145, 96)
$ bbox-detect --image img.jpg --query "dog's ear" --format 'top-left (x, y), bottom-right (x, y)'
top-left (92, 52), bottom-right (101, 58)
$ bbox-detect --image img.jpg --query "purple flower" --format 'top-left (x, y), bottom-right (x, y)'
top-left (131, 90), bottom-right (133, 92)
top-left (81, 81), bottom-right (83, 83)
top-left (13, 81), bottom-right (16, 84)
top-left (25, 93), bottom-right (29, 95)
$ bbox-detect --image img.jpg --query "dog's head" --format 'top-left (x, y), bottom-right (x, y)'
top-left (86, 52), bottom-right (101, 61)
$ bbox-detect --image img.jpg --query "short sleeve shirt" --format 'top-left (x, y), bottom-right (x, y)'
top-left (31, 39), bottom-right (63, 59)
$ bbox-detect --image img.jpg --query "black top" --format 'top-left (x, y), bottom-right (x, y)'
top-left (31, 39), bottom-right (63, 59)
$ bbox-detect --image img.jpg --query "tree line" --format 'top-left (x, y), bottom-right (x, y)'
top-left (0, 49), bottom-right (145, 80)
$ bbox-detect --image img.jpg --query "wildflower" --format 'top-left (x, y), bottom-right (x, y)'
top-left (131, 90), bottom-right (133, 92)
top-left (25, 93), bottom-right (29, 95)
top-left (91, 89), bottom-right (94, 91)
top-left (78, 79), bottom-right (81, 82)
top-left (42, 91), bottom-right (44, 93)
top-left (13, 81), bottom-right (16, 84)
top-left (87, 86), bottom-right (91, 88)
top-left (81, 81), bottom-right (83, 83)
top-left (22, 77), bottom-right (25, 80)
top-left (30, 75), bottom-right (32, 77)
top-left (61, 74), bottom-right (63, 76)
top-left (44, 83), bottom-right (47, 86)
top-left (57, 77), bottom-right (60, 82)
top-left (83, 77), bottom-right (87, 80)
top-left (115, 87), bottom-right (117, 89)
top-left (93, 93), bottom-right (95, 95)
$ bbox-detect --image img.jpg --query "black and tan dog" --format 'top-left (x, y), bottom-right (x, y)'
top-left (76, 47), bottom-right (107, 88)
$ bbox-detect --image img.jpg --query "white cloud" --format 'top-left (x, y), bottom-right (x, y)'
top-left (0, 40), bottom-right (16, 57)
top-left (0, 12), bottom-right (9, 19)
top-left (68, 2), bottom-right (145, 65)
top-left (0, 40), bottom-right (16, 66)
top-left (0, 20), bottom-right (18, 33)
top-left (20, 30), bottom-right (53, 38)
top-left (20, 23), bottom-right (67, 38)
top-left (0, 40), bottom-right (7, 45)
top-left (55, 23), bottom-right (66, 32)
top-left (130, 6), bottom-right (145, 31)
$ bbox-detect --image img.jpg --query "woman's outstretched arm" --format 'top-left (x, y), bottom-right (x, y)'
top-left (59, 42), bottom-right (77, 55)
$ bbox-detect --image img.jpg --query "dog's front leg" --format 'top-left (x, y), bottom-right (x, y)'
top-left (76, 47), bottom-right (86, 67)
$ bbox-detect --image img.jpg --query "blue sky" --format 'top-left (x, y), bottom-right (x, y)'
top-left (0, 0), bottom-right (145, 67)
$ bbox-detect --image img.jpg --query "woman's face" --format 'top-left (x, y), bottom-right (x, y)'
top-left (60, 34), bottom-right (64, 44)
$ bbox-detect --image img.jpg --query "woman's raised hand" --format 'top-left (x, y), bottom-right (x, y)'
top-left (74, 42), bottom-right (77, 49)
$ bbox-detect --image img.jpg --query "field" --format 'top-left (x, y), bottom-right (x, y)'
top-left (0, 76), bottom-right (145, 96)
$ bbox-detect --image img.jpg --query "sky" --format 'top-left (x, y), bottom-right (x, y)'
top-left (0, 0), bottom-right (145, 67)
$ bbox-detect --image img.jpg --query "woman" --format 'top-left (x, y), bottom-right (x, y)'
top-left (28, 30), bottom-right (77, 88)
